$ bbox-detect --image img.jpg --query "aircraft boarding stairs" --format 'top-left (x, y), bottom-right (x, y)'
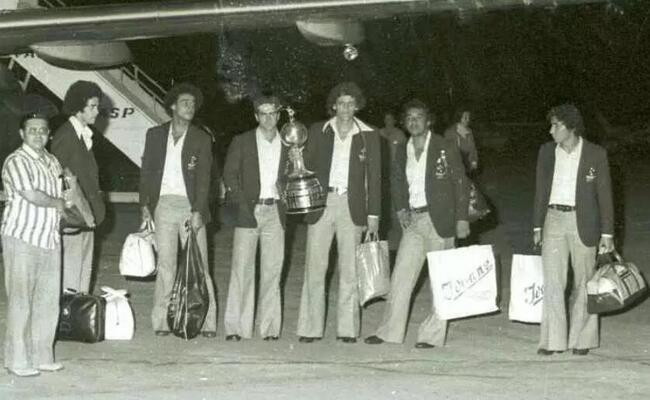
top-left (2, 1), bottom-right (170, 203)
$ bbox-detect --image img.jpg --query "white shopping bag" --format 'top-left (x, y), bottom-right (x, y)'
top-left (119, 224), bottom-right (156, 277)
top-left (508, 255), bottom-right (544, 323)
top-left (427, 245), bottom-right (499, 320)
top-left (101, 287), bottom-right (135, 340)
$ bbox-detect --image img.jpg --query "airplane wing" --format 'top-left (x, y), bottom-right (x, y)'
top-left (0, 0), bottom-right (610, 55)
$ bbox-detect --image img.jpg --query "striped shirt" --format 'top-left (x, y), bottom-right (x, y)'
top-left (1, 144), bottom-right (63, 249)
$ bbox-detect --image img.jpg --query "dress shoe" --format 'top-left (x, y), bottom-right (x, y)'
top-left (414, 342), bottom-right (435, 349)
top-left (154, 330), bottom-right (170, 337)
top-left (572, 348), bottom-right (589, 356)
top-left (298, 336), bottom-right (320, 343)
top-left (537, 348), bottom-right (563, 356)
top-left (337, 336), bottom-right (357, 344)
top-left (263, 336), bottom-right (279, 341)
top-left (38, 362), bottom-right (64, 372)
top-left (225, 334), bottom-right (241, 342)
top-left (7, 367), bottom-right (40, 377)
top-left (364, 335), bottom-right (384, 345)
top-left (202, 331), bottom-right (217, 338)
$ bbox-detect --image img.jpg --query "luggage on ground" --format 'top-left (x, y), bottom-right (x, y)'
top-left (166, 229), bottom-right (209, 340)
top-left (356, 232), bottom-right (390, 306)
top-left (57, 289), bottom-right (106, 343)
top-left (427, 245), bottom-right (498, 320)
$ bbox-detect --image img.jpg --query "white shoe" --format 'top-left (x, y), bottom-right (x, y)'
top-left (38, 362), bottom-right (64, 372)
top-left (7, 367), bottom-right (40, 377)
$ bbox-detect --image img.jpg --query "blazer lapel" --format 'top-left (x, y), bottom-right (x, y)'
top-left (575, 139), bottom-right (590, 200)
top-left (322, 124), bottom-right (335, 178)
top-left (250, 131), bottom-right (261, 195)
top-left (425, 134), bottom-right (438, 184)
top-left (277, 140), bottom-right (288, 185)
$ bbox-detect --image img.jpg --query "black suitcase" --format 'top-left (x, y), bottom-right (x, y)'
top-left (57, 290), bottom-right (106, 343)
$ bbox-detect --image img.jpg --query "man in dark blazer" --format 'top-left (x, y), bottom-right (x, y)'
top-left (139, 83), bottom-right (217, 337)
top-left (296, 82), bottom-right (381, 344)
top-left (51, 80), bottom-right (105, 293)
top-left (222, 95), bottom-right (288, 342)
top-left (365, 99), bottom-right (470, 349)
top-left (533, 104), bottom-right (614, 356)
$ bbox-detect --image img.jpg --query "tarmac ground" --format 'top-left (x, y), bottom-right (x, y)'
top-left (0, 143), bottom-right (649, 399)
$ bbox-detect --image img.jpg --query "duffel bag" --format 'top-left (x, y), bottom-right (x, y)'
top-left (101, 286), bottom-right (135, 340)
top-left (57, 289), bottom-right (106, 343)
top-left (587, 251), bottom-right (647, 314)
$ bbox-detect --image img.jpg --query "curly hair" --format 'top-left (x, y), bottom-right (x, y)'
top-left (62, 81), bottom-right (102, 116)
top-left (163, 82), bottom-right (203, 116)
top-left (547, 104), bottom-right (584, 137)
top-left (325, 82), bottom-right (366, 115)
top-left (401, 99), bottom-right (434, 124)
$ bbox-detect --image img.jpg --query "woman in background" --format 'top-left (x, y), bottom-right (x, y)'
top-left (444, 108), bottom-right (478, 173)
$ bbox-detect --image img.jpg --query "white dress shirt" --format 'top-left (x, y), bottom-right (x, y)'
top-left (326, 117), bottom-right (360, 193)
top-left (256, 128), bottom-right (282, 199)
top-left (406, 131), bottom-right (431, 209)
top-left (549, 137), bottom-right (583, 206)
top-left (159, 126), bottom-right (188, 197)
top-left (69, 116), bottom-right (93, 150)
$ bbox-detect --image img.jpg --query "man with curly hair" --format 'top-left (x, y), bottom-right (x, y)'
top-left (52, 80), bottom-right (105, 294)
top-left (296, 82), bottom-right (381, 344)
top-left (139, 83), bottom-right (218, 337)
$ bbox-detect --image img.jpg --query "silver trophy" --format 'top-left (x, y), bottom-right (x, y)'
top-left (279, 107), bottom-right (326, 214)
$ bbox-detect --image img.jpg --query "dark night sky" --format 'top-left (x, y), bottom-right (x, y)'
top-left (64, 0), bottom-right (650, 136)
top-left (3, 0), bottom-right (649, 184)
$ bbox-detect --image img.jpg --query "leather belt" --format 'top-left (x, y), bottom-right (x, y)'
top-left (328, 187), bottom-right (347, 195)
top-left (548, 204), bottom-right (575, 212)
top-left (256, 198), bottom-right (277, 205)
top-left (410, 206), bottom-right (428, 214)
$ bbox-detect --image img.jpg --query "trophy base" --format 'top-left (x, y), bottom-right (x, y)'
top-left (282, 174), bottom-right (326, 214)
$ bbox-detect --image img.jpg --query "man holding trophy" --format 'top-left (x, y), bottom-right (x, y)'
top-left (296, 82), bottom-right (381, 344)
top-left (223, 95), bottom-right (288, 341)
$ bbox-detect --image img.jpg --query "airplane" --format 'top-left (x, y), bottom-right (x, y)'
top-left (0, 0), bottom-right (611, 69)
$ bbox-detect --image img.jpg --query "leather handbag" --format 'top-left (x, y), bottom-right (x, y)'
top-left (59, 172), bottom-right (95, 233)
top-left (587, 251), bottom-right (647, 314)
top-left (467, 180), bottom-right (490, 223)
top-left (57, 289), bottom-right (106, 343)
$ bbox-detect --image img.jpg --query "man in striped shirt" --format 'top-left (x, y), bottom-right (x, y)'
top-left (1, 95), bottom-right (67, 377)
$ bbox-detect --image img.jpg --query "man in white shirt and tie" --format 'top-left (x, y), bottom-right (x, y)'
top-left (533, 104), bottom-right (614, 356)
top-left (222, 95), bottom-right (288, 341)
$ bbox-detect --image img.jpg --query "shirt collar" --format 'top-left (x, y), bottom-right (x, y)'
top-left (69, 115), bottom-right (92, 138)
top-left (322, 116), bottom-right (373, 136)
top-left (556, 136), bottom-right (583, 156)
top-left (21, 143), bottom-right (44, 160)
top-left (256, 127), bottom-right (280, 144)
top-left (168, 123), bottom-right (189, 138)
top-left (407, 130), bottom-right (432, 153)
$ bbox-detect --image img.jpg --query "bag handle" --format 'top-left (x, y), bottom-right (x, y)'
top-left (363, 232), bottom-right (379, 243)
top-left (597, 250), bottom-right (624, 266)
top-left (138, 219), bottom-right (155, 233)
top-left (101, 286), bottom-right (128, 299)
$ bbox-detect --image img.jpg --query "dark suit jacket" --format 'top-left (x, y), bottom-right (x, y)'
top-left (223, 129), bottom-right (288, 228)
top-left (533, 139), bottom-right (614, 247)
top-left (139, 122), bottom-right (213, 222)
top-left (302, 119), bottom-right (381, 227)
top-left (51, 119), bottom-right (106, 226)
top-left (391, 133), bottom-right (469, 239)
